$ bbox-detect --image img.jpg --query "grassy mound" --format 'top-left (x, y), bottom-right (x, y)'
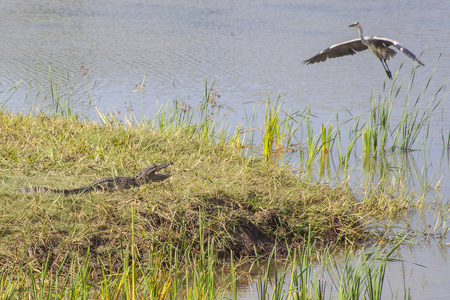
top-left (0, 111), bottom-right (365, 275)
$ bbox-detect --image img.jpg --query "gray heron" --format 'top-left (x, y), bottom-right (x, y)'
top-left (304, 22), bottom-right (424, 79)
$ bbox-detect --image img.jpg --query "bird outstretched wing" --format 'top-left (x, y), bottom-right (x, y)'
top-left (372, 37), bottom-right (424, 65)
top-left (304, 39), bottom-right (368, 64)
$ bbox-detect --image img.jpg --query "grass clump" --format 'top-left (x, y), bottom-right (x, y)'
top-left (0, 110), bottom-right (366, 277)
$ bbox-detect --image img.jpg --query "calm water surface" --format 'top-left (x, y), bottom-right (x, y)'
top-left (1, 0), bottom-right (449, 298)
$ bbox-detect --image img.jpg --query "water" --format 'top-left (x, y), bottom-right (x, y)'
top-left (2, 1), bottom-right (448, 118)
top-left (1, 0), bottom-right (449, 298)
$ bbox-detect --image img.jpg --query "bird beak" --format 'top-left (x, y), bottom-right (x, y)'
top-left (348, 22), bottom-right (358, 27)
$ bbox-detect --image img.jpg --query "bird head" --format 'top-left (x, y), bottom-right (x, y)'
top-left (348, 22), bottom-right (360, 28)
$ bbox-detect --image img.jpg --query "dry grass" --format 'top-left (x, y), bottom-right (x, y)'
top-left (0, 111), bottom-right (369, 275)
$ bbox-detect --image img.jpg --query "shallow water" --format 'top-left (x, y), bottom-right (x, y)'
top-left (1, 0), bottom-right (449, 298)
top-left (2, 1), bottom-right (448, 120)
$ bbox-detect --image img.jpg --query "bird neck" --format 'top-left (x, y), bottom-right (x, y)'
top-left (357, 26), bottom-right (366, 42)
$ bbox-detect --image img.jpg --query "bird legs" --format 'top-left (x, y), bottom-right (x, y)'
top-left (379, 58), bottom-right (392, 79)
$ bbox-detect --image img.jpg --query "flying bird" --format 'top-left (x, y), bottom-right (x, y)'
top-left (304, 22), bottom-right (424, 79)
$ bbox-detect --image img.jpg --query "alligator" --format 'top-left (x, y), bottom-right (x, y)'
top-left (19, 162), bottom-right (173, 195)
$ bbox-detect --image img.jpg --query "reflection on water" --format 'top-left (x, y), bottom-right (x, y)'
top-left (235, 240), bottom-right (449, 299)
top-left (1, 0), bottom-right (449, 298)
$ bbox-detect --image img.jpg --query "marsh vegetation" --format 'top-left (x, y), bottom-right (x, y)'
top-left (0, 65), bottom-right (448, 298)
